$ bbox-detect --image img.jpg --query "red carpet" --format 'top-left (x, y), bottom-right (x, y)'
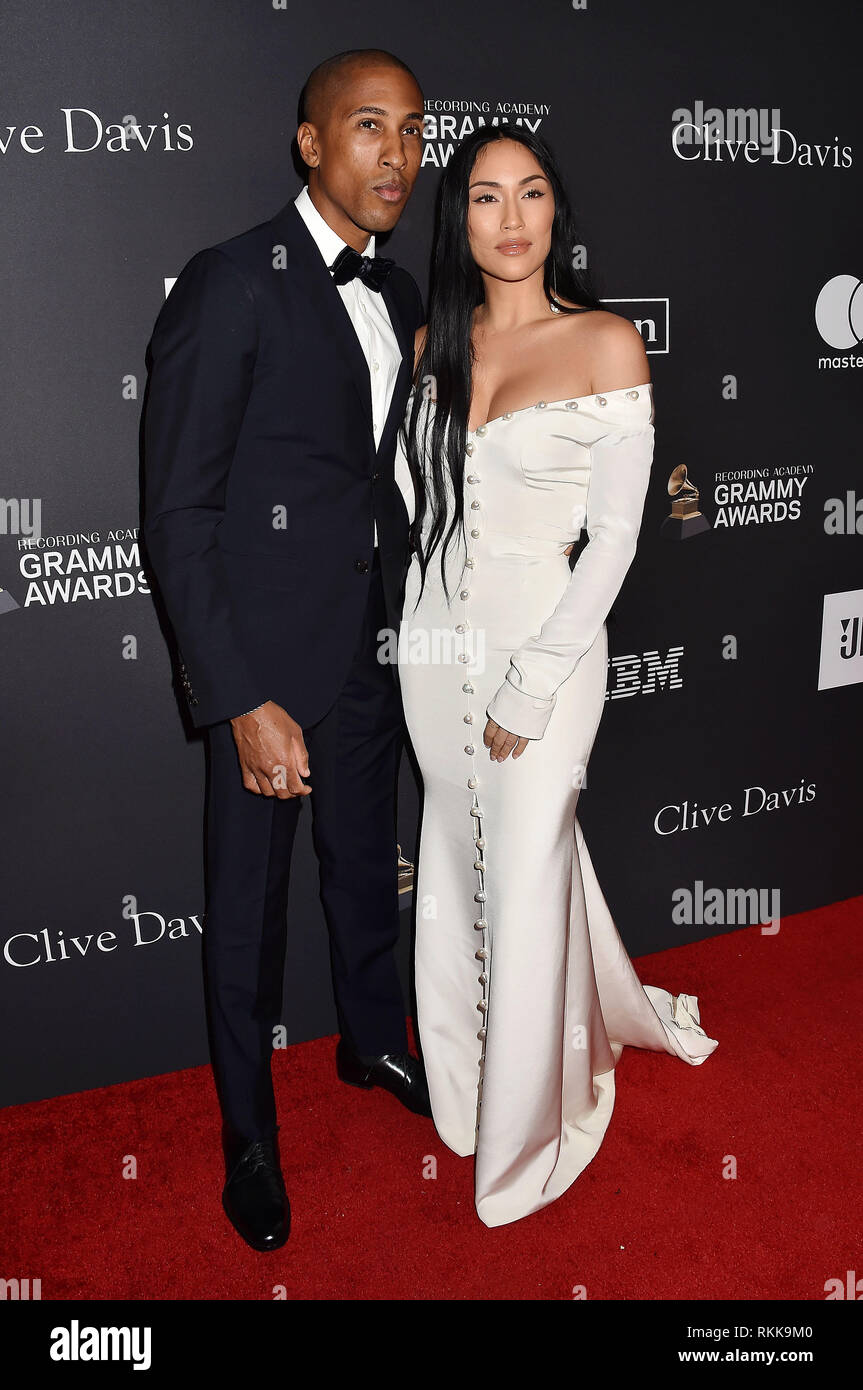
top-left (3, 897), bottom-right (861, 1301)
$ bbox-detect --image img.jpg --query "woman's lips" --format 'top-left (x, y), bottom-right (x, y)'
top-left (496, 240), bottom-right (531, 254)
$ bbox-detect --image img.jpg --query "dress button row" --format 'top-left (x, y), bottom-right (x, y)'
top-left (462, 392), bottom-right (634, 439)
top-left (457, 544), bottom-right (488, 1093)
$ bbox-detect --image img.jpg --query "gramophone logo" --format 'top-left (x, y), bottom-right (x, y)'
top-left (0, 580), bottom-right (19, 615)
top-left (661, 464), bottom-right (712, 540)
top-left (397, 844), bottom-right (414, 900)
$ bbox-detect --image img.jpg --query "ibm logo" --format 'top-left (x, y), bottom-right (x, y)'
top-left (606, 646), bottom-right (684, 700)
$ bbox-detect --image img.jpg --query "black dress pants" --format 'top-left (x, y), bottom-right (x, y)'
top-left (202, 552), bottom-right (408, 1143)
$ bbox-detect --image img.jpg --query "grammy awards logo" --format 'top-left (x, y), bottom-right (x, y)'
top-left (661, 464), bottom-right (712, 540)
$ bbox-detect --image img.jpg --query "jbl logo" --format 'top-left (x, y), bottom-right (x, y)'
top-left (818, 589), bottom-right (863, 691)
top-left (840, 615), bottom-right (863, 660)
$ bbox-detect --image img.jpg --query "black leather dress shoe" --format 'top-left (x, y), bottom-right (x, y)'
top-left (222, 1132), bottom-right (290, 1252)
top-left (336, 1038), bottom-right (433, 1117)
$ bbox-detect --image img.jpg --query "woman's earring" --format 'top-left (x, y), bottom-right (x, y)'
top-left (550, 264), bottom-right (561, 313)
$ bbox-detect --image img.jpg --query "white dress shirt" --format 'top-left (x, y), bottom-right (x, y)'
top-left (294, 184), bottom-right (402, 549)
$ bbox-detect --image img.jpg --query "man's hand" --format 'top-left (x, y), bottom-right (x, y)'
top-left (483, 718), bottom-right (529, 763)
top-left (230, 700), bottom-right (311, 798)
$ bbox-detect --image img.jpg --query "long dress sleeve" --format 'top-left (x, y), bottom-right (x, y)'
top-left (485, 419), bottom-right (655, 740)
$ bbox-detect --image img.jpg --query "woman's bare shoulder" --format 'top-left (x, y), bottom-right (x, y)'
top-left (553, 304), bottom-right (644, 391)
top-left (551, 307), bottom-right (649, 394)
top-left (585, 311), bottom-right (650, 392)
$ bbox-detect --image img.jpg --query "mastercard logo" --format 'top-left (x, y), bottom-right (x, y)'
top-left (815, 274), bottom-right (863, 350)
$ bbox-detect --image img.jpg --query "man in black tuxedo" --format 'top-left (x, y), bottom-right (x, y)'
top-left (142, 49), bottom-right (427, 1252)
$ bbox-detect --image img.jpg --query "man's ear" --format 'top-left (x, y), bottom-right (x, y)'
top-left (296, 122), bottom-right (320, 170)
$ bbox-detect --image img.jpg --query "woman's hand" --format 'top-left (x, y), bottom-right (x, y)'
top-left (481, 541), bottom-right (574, 761)
top-left (483, 717), bottom-right (529, 762)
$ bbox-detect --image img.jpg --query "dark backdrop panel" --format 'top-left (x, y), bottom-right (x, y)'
top-left (1, 0), bottom-right (860, 1105)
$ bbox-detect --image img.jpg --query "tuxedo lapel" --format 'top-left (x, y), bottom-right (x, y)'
top-left (269, 199), bottom-right (415, 459)
top-left (270, 200), bottom-right (374, 443)
top-left (378, 277), bottom-right (414, 456)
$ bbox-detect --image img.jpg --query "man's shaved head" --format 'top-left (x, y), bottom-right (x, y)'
top-left (294, 50), bottom-right (423, 249)
top-left (299, 48), bottom-right (420, 128)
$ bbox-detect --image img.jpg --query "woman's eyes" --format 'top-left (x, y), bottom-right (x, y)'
top-left (473, 188), bottom-right (546, 203)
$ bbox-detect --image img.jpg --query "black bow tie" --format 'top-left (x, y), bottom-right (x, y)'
top-left (329, 244), bottom-right (395, 292)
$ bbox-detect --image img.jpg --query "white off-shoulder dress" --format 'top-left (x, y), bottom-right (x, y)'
top-left (394, 383), bottom-right (718, 1228)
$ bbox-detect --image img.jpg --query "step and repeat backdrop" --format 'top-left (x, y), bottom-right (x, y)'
top-left (1, 1), bottom-right (861, 1106)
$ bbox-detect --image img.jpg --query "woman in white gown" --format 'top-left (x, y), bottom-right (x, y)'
top-left (395, 126), bottom-right (717, 1228)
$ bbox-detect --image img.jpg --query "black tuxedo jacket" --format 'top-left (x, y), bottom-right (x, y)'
top-left (142, 197), bottom-right (424, 729)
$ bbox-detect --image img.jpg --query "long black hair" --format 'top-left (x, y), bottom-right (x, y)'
top-left (401, 124), bottom-right (603, 608)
